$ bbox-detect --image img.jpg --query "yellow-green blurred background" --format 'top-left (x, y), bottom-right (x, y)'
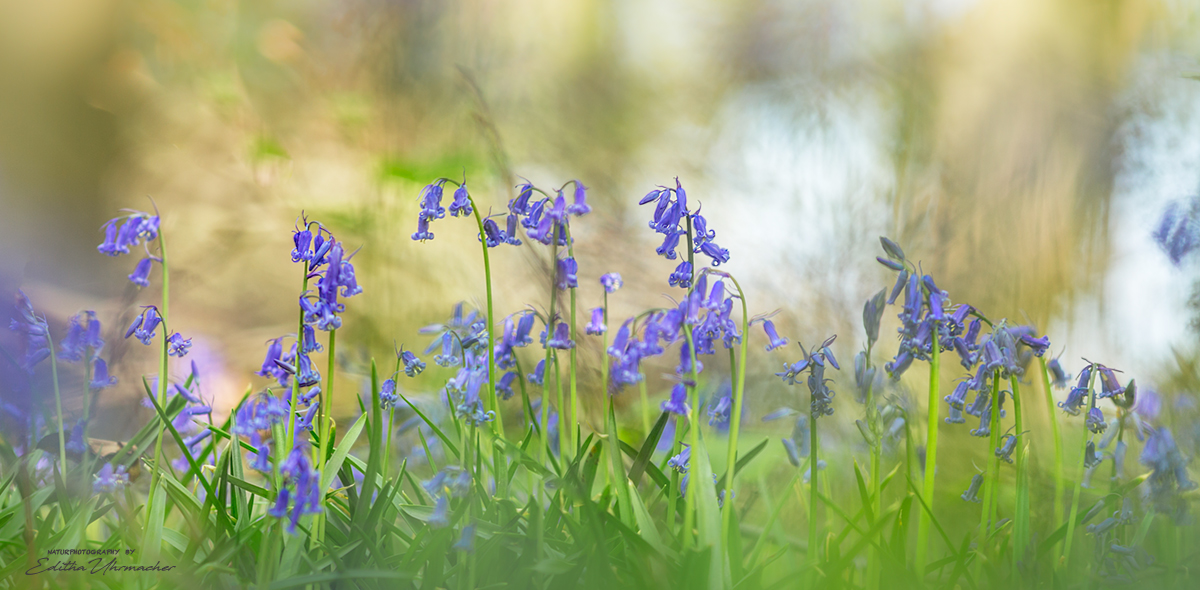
top-left (2, 0), bottom-right (1200, 449)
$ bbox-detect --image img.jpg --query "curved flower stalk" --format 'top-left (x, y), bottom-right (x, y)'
top-left (98, 205), bottom-right (177, 563)
top-left (769, 331), bottom-right (839, 569)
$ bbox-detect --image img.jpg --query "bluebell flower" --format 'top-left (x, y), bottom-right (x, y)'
top-left (945, 381), bottom-right (970, 410)
top-left (662, 383), bottom-right (689, 415)
top-left (547, 322), bottom-right (574, 350)
top-left (707, 382), bottom-right (732, 426)
top-left (996, 434), bottom-right (1017, 464)
top-left (496, 371), bottom-right (517, 401)
top-left (232, 392), bottom-right (290, 436)
top-left (309, 230), bottom-right (334, 268)
top-left (656, 229), bottom-right (682, 260)
top-left (970, 403), bottom-right (992, 438)
top-left (527, 359), bottom-right (546, 386)
top-left (167, 332), bottom-right (192, 358)
top-left (567, 181), bottom-right (591, 216)
top-left (93, 463), bottom-right (130, 494)
top-left (296, 402), bottom-right (319, 432)
top-left (412, 215), bottom-right (435, 241)
top-left (1086, 407), bottom-right (1107, 434)
top-left (454, 524), bottom-right (477, 552)
top-left (546, 192), bottom-right (569, 224)
top-left (1140, 427), bottom-right (1198, 518)
top-left (257, 337), bottom-right (289, 386)
top-left (90, 358), bottom-right (118, 389)
top-left (1048, 358), bottom-right (1070, 389)
top-left (668, 261), bottom-right (693, 288)
top-left (1018, 334), bottom-right (1050, 357)
top-left (1059, 365), bottom-right (1092, 415)
top-left (1084, 441), bottom-right (1099, 472)
top-left (449, 184), bottom-right (473, 217)
top-left (251, 438), bottom-right (272, 473)
top-left (586, 307), bottom-right (606, 336)
top-left (418, 180), bottom-right (448, 221)
top-left (761, 320), bottom-right (788, 352)
top-left (301, 325), bottom-right (322, 355)
top-left (58, 311), bottom-right (104, 362)
top-left (556, 257), bottom-right (578, 290)
top-left (127, 257), bottom-right (155, 287)
top-left (600, 272), bottom-right (623, 293)
top-left (434, 332), bottom-right (461, 367)
top-left (125, 307), bottom-right (162, 346)
top-left (692, 212), bottom-right (716, 245)
top-left (399, 347), bottom-right (425, 377)
top-left (523, 198), bottom-right (547, 230)
top-left (1097, 366), bottom-right (1125, 399)
top-left (945, 406), bottom-right (965, 424)
top-left (503, 214), bottom-right (523, 245)
top-left (481, 217), bottom-right (504, 248)
top-left (668, 444), bottom-right (691, 472)
top-left (269, 487), bottom-right (291, 520)
top-left (510, 180), bottom-right (535, 214)
top-left (961, 474), bottom-right (983, 503)
top-left (291, 225), bottom-right (313, 262)
top-left (696, 241), bottom-right (730, 266)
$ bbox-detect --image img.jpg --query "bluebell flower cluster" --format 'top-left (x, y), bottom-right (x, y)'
top-left (603, 273), bottom-right (740, 397)
top-left (772, 333), bottom-right (840, 419)
top-left (125, 306), bottom-right (163, 346)
top-left (638, 178), bottom-right (731, 288)
top-left (97, 210), bottom-right (161, 287)
top-left (1140, 426), bottom-right (1198, 520)
top-left (872, 238), bottom-right (1063, 450)
top-left (234, 392), bottom-right (290, 473)
top-left (268, 444), bottom-right (323, 533)
top-left (421, 303), bottom-right (500, 426)
top-left (423, 466), bottom-right (471, 528)
top-left (413, 177), bottom-right (589, 249)
top-left (93, 463), bottom-right (130, 494)
top-left (296, 223), bottom-right (362, 332)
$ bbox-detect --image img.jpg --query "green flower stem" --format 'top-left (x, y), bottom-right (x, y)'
top-left (1063, 367), bottom-right (1097, 570)
top-left (864, 342), bottom-right (881, 590)
top-left (977, 369), bottom-right (1003, 564)
top-left (554, 356), bottom-right (566, 460)
top-left (681, 324), bottom-right (701, 550)
top-left (145, 227), bottom-right (170, 558)
top-left (45, 331), bottom-right (67, 479)
top-left (314, 327), bottom-right (336, 544)
top-left (638, 381), bottom-right (651, 434)
top-left (538, 225), bottom-right (562, 461)
top-left (1038, 357), bottom-right (1065, 546)
top-left (914, 333), bottom-right (940, 576)
top-left (667, 418), bottom-right (683, 536)
top-left (1010, 374), bottom-right (1029, 582)
top-left (468, 200), bottom-right (502, 437)
top-left (809, 404), bottom-right (820, 576)
top-left (566, 230), bottom-right (578, 457)
top-left (719, 273), bottom-right (750, 552)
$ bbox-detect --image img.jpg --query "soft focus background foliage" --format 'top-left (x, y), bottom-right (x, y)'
top-left (3, 0), bottom-right (1200, 564)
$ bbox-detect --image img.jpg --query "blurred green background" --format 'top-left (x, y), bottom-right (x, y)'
top-left (3, 0), bottom-right (1200, 492)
